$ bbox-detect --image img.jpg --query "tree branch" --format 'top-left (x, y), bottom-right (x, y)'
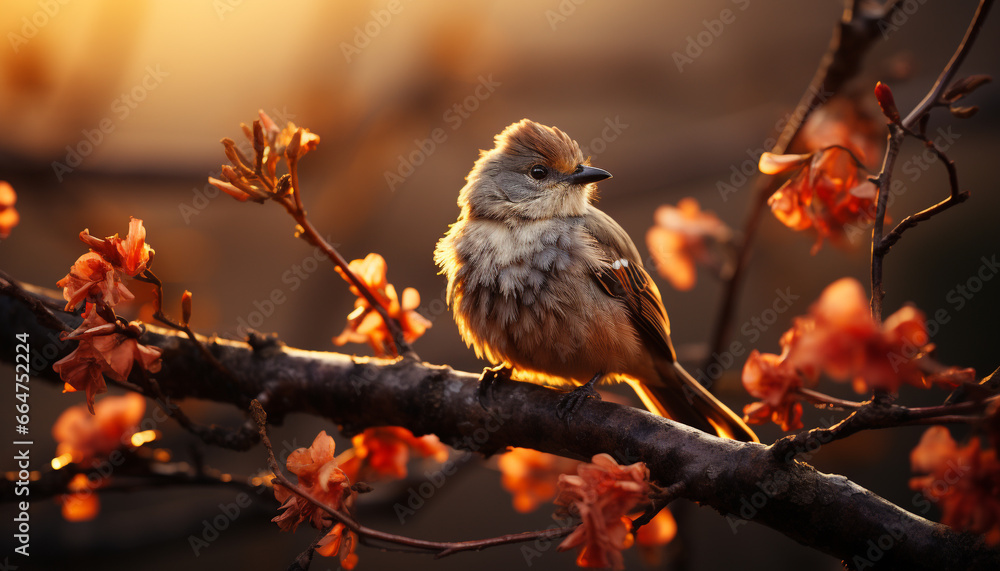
top-left (869, 0), bottom-right (992, 320)
top-left (705, 0), bottom-right (901, 374)
top-left (2, 285), bottom-right (997, 569)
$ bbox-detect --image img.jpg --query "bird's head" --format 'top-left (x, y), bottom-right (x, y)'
top-left (457, 119), bottom-right (612, 221)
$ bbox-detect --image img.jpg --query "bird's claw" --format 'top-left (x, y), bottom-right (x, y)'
top-left (557, 382), bottom-right (602, 422)
top-left (477, 364), bottom-right (512, 410)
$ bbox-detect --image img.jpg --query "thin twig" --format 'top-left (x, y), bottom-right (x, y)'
top-left (631, 481), bottom-right (686, 533)
top-left (772, 392), bottom-right (999, 460)
top-left (119, 370), bottom-right (261, 451)
top-left (4, 285), bottom-right (998, 568)
top-left (869, 122), bottom-right (904, 320)
top-left (289, 213), bottom-right (416, 360)
top-left (796, 387), bottom-right (865, 410)
top-left (136, 269), bottom-right (239, 381)
top-left (220, 120), bottom-right (416, 360)
top-left (877, 126), bottom-right (971, 254)
top-left (900, 0), bottom-right (994, 128)
top-left (250, 400), bottom-right (576, 559)
top-left (869, 0), bottom-right (993, 320)
top-left (704, 0), bottom-right (900, 374)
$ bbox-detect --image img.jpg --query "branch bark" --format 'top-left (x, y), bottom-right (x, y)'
top-left (2, 287), bottom-right (997, 570)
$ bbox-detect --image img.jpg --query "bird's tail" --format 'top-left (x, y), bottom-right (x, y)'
top-left (626, 361), bottom-right (758, 443)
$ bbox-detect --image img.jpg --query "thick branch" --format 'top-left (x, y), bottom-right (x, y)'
top-left (2, 288), bottom-right (997, 569)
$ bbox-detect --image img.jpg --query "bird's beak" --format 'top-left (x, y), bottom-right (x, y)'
top-left (566, 165), bottom-right (612, 185)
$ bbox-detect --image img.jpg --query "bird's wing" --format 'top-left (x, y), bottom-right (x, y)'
top-left (582, 208), bottom-right (677, 362)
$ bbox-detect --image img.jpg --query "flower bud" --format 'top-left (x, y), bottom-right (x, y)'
top-left (874, 81), bottom-right (901, 123)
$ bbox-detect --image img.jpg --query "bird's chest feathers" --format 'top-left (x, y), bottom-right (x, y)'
top-left (457, 218), bottom-right (593, 301)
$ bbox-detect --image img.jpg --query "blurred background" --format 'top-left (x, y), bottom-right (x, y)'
top-left (1, 0), bottom-right (998, 569)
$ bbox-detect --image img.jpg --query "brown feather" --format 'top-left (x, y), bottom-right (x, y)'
top-left (495, 119), bottom-right (583, 173)
top-left (435, 118), bottom-right (758, 442)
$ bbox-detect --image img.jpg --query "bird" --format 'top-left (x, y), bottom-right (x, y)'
top-left (434, 119), bottom-right (758, 442)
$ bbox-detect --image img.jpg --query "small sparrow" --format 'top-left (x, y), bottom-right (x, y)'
top-left (434, 119), bottom-right (757, 442)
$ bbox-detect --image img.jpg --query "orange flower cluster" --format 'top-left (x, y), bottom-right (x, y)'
top-left (344, 426), bottom-right (448, 481)
top-left (742, 278), bottom-right (974, 431)
top-left (258, 109), bottom-right (321, 165)
top-left (760, 95), bottom-right (885, 253)
top-left (51, 393), bottom-right (147, 522)
top-left (208, 109), bottom-right (320, 202)
top-left (742, 349), bottom-right (806, 431)
top-left (58, 217), bottom-right (154, 310)
top-left (52, 392), bottom-right (146, 467)
top-left (645, 197), bottom-right (733, 291)
top-left (316, 523), bottom-right (358, 570)
top-left (272, 431), bottom-right (358, 567)
top-left (0, 181), bottom-right (19, 239)
top-left (761, 147), bottom-right (877, 254)
top-left (60, 473), bottom-right (101, 521)
top-left (555, 454), bottom-right (652, 570)
top-left (333, 253), bottom-right (432, 357)
top-left (910, 426), bottom-right (1000, 544)
top-left (498, 447), bottom-right (581, 513)
top-left (54, 309), bottom-right (163, 414)
top-left (54, 218), bottom-right (161, 413)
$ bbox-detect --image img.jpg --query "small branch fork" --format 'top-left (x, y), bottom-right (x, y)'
top-left (869, 0), bottom-right (993, 321)
top-left (704, 0), bottom-right (904, 374)
top-left (129, 269), bottom-right (261, 450)
top-left (3, 287), bottom-right (999, 568)
top-left (774, 386), bottom-right (1000, 461)
top-left (249, 400), bottom-right (576, 562)
top-left (216, 120), bottom-right (415, 359)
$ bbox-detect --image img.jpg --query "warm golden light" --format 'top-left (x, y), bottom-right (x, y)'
top-left (130, 430), bottom-right (159, 447)
top-left (61, 475), bottom-right (99, 522)
top-left (51, 452), bottom-right (74, 470)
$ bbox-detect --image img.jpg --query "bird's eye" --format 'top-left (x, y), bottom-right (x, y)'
top-left (529, 165), bottom-right (548, 180)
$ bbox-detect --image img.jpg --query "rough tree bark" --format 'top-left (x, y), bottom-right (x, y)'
top-left (1, 287), bottom-right (996, 570)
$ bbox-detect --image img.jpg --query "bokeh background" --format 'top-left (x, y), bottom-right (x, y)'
top-left (1, 0), bottom-right (998, 569)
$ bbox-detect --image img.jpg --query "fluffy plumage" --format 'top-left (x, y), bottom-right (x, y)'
top-left (435, 119), bottom-right (757, 442)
